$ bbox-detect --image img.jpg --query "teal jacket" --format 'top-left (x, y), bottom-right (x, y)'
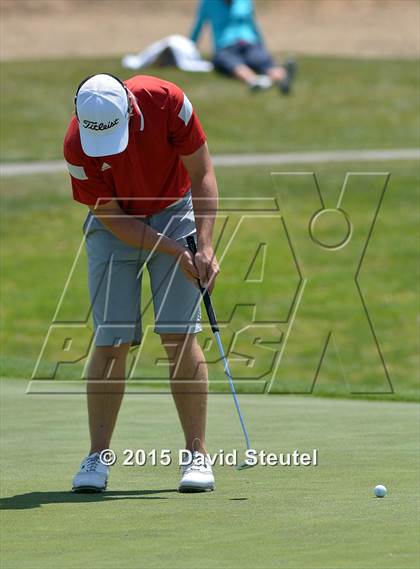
top-left (190, 0), bottom-right (262, 52)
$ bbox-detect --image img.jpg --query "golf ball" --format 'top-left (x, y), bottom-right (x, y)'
top-left (374, 484), bottom-right (387, 498)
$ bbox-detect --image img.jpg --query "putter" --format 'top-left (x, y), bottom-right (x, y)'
top-left (186, 235), bottom-right (255, 471)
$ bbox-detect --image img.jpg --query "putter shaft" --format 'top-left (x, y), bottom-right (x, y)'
top-left (186, 235), bottom-right (252, 453)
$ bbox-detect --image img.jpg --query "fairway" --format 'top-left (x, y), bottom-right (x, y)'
top-left (1, 379), bottom-right (419, 569)
top-left (1, 56), bottom-right (418, 162)
top-left (1, 161), bottom-right (418, 399)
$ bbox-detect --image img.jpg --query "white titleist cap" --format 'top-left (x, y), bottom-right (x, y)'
top-left (75, 74), bottom-right (129, 157)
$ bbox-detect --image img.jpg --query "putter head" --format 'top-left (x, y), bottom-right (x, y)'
top-left (236, 458), bottom-right (256, 471)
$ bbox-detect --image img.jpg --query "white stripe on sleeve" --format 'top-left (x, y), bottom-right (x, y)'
top-left (178, 94), bottom-right (193, 126)
top-left (66, 161), bottom-right (88, 181)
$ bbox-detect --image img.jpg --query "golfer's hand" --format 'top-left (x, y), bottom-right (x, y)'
top-left (179, 250), bottom-right (200, 283)
top-left (194, 246), bottom-right (220, 293)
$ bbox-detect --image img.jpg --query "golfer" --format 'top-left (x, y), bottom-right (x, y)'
top-left (64, 73), bottom-right (219, 493)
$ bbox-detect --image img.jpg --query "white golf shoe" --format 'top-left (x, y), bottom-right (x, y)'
top-left (178, 451), bottom-right (215, 493)
top-left (249, 75), bottom-right (272, 91)
top-left (72, 452), bottom-right (109, 493)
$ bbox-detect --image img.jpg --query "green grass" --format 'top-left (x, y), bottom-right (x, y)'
top-left (1, 161), bottom-right (418, 400)
top-left (1, 55), bottom-right (419, 161)
top-left (0, 53), bottom-right (419, 569)
top-left (1, 379), bottom-right (419, 569)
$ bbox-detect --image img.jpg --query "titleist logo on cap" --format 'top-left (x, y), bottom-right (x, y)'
top-left (82, 118), bottom-right (120, 131)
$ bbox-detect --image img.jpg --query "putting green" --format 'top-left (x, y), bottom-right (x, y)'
top-left (1, 379), bottom-right (418, 569)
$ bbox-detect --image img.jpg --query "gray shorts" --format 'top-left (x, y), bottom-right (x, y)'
top-left (84, 191), bottom-right (201, 347)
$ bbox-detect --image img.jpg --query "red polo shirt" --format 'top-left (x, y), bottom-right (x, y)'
top-left (63, 75), bottom-right (206, 216)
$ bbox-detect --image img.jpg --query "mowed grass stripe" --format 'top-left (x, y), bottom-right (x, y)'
top-left (1, 147), bottom-right (420, 177)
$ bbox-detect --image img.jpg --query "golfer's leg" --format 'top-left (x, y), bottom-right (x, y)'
top-left (161, 333), bottom-right (208, 454)
top-left (147, 192), bottom-right (209, 455)
top-left (87, 342), bottom-right (131, 454)
top-left (85, 214), bottom-right (144, 455)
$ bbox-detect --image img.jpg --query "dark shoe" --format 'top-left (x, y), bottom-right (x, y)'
top-left (278, 59), bottom-right (297, 95)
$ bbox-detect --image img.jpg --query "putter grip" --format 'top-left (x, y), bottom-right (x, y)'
top-left (186, 235), bottom-right (219, 333)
